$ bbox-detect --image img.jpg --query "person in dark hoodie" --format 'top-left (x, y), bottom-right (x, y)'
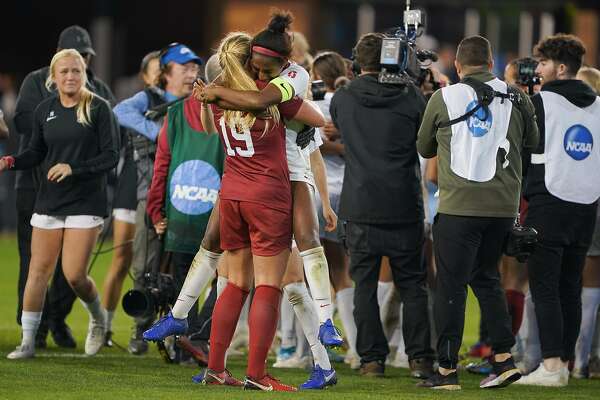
top-left (517, 34), bottom-right (600, 387)
top-left (330, 32), bottom-right (434, 379)
top-left (417, 35), bottom-right (538, 390)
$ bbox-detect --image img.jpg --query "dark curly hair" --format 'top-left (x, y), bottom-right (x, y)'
top-left (251, 9), bottom-right (294, 58)
top-left (534, 33), bottom-right (586, 76)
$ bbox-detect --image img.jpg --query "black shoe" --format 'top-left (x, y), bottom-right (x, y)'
top-left (410, 358), bottom-right (435, 379)
top-left (35, 330), bottom-right (48, 349)
top-left (359, 360), bottom-right (385, 377)
top-left (104, 330), bottom-right (114, 347)
top-left (51, 322), bottom-right (77, 348)
top-left (417, 370), bottom-right (461, 390)
top-left (128, 325), bottom-right (148, 355)
top-left (479, 357), bottom-right (521, 389)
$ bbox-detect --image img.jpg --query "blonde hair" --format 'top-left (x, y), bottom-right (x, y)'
top-left (577, 66), bottom-right (600, 95)
top-left (217, 32), bottom-right (280, 132)
top-left (45, 49), bottom-right (94, 126)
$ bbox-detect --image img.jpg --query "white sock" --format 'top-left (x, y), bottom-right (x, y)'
top-left (575, 288), bottom-right (600, 369)
top-left (21, 311), bottom-right (42, 348)
top-left (389, 303), bottom-right (403, 349)
top-left (377, 281), bottom-right (393, 308)
top-left (82, 295), bottom-right (105, 323)
top-left (522, 291), bottom-right (542, 365)
top-left (336, 287), bottom-right (358, 354)
top-left (300, 247), bottom-right (333, 324)
top-left (216, 276), bottom-right (228, 298)
top-left (280, 294), bottom-right (296, 349)
top-left (592, 308), bottom-right (600, 359)
top-left (284, 282), bottom-right (331, 370)
top-left (106, 310), bottom-right (115, 332)
top-left (172, 247), bottom-right (221, 319)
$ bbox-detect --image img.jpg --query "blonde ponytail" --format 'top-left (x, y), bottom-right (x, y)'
top-left (217, 32), bottom-right (280, 133)
top-left (46, 49), bottom-right (94, 126)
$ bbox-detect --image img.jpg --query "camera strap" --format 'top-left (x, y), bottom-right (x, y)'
top-left (438, 77), bottom-right (523, 129)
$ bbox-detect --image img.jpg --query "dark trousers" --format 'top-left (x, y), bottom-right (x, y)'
top-left (526, 200), bottom-right (598, 361)
top-left (16, 189), bottom-right (76, 332)
top-left (346, 221), bottom-right (434, 364)
top-left (433, 214), bottom-right (514, 369)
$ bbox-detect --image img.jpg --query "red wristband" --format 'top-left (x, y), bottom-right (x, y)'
top-left (1, 156), bottom-right (15, 169)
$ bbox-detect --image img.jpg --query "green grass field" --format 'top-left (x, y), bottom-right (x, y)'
top-left (0, 234), bottom-right (599, 399)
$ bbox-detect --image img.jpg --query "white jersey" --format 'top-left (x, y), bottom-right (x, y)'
top-left (315, 92), bottom-right (344, 196)
top-left (441, 78), bottom-right (513, 182)
top-left (531, 91), bottom-right (600, 204)
top-left (279, 62), bottom-right (321, 185)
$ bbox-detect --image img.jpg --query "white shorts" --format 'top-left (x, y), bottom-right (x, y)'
top-left (286, 133), bottom-right (315, 186)
top-left (112, 208), bottom-right (137, 224)
top-left (30, 213), bottom-right (104, 230)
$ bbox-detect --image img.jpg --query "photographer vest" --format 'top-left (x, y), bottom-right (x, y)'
top-left (440, 78), bottom-right (513, 182)
top-left (129, 87), bottom-right (169, 161)
top-left (164, 100), bottom-right (224, 254)
top-left (531, 91), bottom-right (600, 204)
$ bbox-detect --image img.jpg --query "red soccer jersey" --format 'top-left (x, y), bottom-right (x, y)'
top-left (213, 82), bottom-right (302, 212)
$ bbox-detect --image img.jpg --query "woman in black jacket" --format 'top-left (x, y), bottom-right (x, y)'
top-left (0, 49), bottom-right (119, 359)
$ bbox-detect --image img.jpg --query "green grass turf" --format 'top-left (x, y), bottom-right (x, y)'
top-left (0, 233), bottom-right (599, 399)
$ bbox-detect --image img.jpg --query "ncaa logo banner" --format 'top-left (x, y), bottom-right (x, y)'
top-left (169, 160), bottom-right (220, 215)
top-left (563, 124), bottom-right (593, 161)
top-left (466, 100), bottom-right (493, 137)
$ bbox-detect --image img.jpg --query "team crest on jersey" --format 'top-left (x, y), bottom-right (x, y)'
top-left (465, 100), bottom-right (493, 137)
top-left (169, 160), bottom-right (220, 215)
top-left (287, 71), bottom-right (297, 79)
top-left (564, 124), bottom-right (593, 161)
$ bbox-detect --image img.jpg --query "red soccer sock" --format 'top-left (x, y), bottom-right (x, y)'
top-left (505, 289), bottom-right (525, 335)
top-left (246, 285), bottom-right (282, 380)
top-left (208, 282), bottom-right (249, 372)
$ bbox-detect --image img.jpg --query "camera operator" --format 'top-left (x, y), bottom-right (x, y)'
top-left (517, 34), bottom-right (600, 387)
top-left (416, 35), bottom-right (539, 390)
top-left (505, 58), bottom-right (541, 95)
top-left (113, 42), bottom-right (202, 355)
top-left (330, 32), bottom-right (434, 379)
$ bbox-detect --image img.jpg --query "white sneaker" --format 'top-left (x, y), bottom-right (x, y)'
top-left (515, 363), bottom-right (567, 387)
top-left (344, 350), bottom-right (361, 370)
top-left (273, 355), bottom-right (311, 369)
top-left (516, 357), bottom-right (540, 375)
top-left (7, 344), bottom-right (35, 360)
top-left (571, 367), bottom-right (586, 379)
top-left (85, 313), bottom-right (106, 356)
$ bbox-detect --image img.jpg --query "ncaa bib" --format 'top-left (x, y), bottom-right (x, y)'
top-left (441, 78), bottom-right (513, 182)
top-left (534, 92), bottom-right (600, 204)
top-left (165, 100), bottom-right (225, 254)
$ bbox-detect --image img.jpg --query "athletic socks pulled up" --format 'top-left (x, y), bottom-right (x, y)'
top-left (172, 247), bottom-right (221, 319)
top-left (81, 295), bottom-right (105, 323)
top-left (300, 247), bottom-right (333, 324)
top-left (575, 287), bottom-right (600, 370)
top-left (247, 285), bottom-right (282, 379)
top-left (336, 287), bottom-right (358, 354)
top-left (208, 282), bottom-right (249, 372)
top-left (284, 282), bottom-right (331, 370)
top-left (505, 289), bottom-right (525, 335)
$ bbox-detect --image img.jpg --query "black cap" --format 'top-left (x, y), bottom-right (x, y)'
top-left (57, 25), bottom-right (96, 56)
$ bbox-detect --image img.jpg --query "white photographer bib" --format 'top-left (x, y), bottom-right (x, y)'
top-left (441, 78), bottom-right (513, 182)
top-left (532, 92), bottom-right (600, 204)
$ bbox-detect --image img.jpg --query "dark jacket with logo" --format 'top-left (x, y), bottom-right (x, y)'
top-left (330, 74), bottom-right (425, 224)
top-left (524, 79), bottom-right (598, 208)
top-left (13, 66), bottom-right (115, 191)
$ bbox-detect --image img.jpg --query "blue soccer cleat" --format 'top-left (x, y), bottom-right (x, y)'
top-left (318, 319), bottom-right (343, 347)
top-left (142, 312), bottom-right (188, 342)
top-left (300, 365), bottom-right (337, 390)
top-left (192, 370), bottom-right (206, 384)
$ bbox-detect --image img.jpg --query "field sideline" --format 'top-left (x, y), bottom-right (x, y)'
top-left (0, 234), bottom-right (598, 399)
